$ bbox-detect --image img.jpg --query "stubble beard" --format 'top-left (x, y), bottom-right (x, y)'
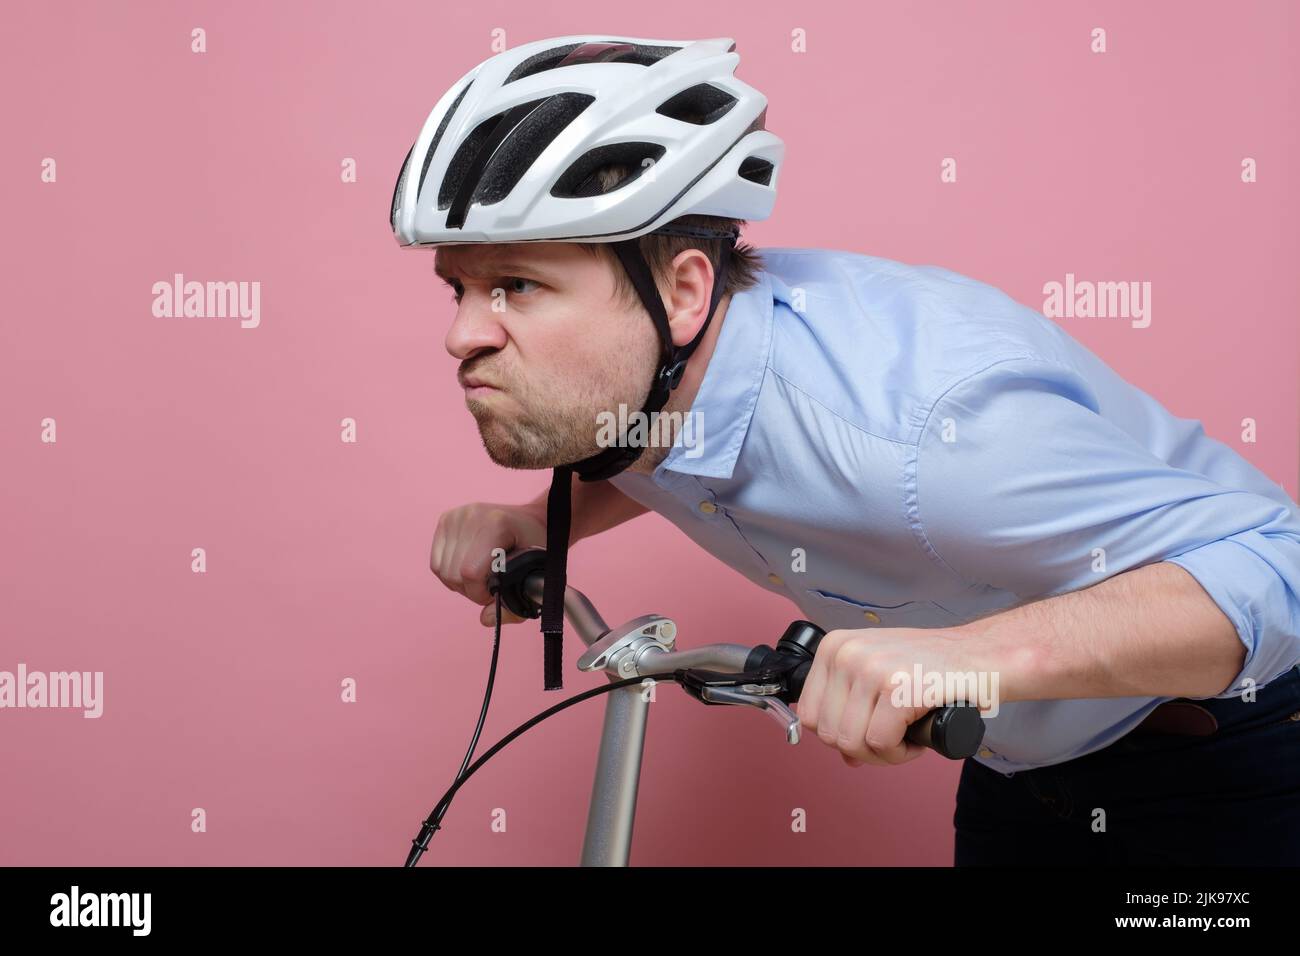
top-left (467, 363), bottom-right (656, 471)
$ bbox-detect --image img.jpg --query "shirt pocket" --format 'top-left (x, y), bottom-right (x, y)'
top-left (803, 588), bottom-right (950, 629)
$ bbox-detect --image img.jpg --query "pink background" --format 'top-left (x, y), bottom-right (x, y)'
top-left (2, 1), bottom-right (1296, 865)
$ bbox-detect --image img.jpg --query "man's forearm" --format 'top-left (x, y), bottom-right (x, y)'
top-left (528, 474), bottom-right (649, 545)
top-left (959, 561), bottom-right (1246, 703)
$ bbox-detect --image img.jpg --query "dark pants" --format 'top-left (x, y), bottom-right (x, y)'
top-left (954, 665), bottom-right (1300, 865)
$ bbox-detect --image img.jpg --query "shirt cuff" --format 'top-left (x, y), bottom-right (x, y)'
top-left (1164, 534), bottom-right (1300, 698)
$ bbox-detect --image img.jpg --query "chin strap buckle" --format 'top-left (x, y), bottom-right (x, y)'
top-left (659, 360), bottom-right (687, 391)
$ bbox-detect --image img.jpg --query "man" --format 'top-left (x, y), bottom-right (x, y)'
top-left (392, 35), bottom-right (1300, 864)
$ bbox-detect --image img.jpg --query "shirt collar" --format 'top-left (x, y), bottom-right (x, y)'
top-left (652, 268), bottom-right (778, 484)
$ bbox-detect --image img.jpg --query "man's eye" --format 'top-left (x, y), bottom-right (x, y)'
top-left (440, 277), bottom-right (537, 302)
top-left (503, 277), bottom-right (539, 295)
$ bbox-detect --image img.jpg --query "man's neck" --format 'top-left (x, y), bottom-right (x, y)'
top-left (626, 292), bottom-right (732, 476)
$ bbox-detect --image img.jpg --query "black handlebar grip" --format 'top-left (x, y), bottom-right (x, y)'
top-left (903, 703), bottom-right (985, 759)
top-left (486, 547), bottom-right (548, 621)
top-left (785, 658), bottom-right (986, 761)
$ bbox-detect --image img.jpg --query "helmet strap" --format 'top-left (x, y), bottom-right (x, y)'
top-left (537, 234), bottom-right (735, 689)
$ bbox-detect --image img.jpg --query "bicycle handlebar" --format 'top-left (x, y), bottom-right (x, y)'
top-left (490, 548), bottom-right (986, 760)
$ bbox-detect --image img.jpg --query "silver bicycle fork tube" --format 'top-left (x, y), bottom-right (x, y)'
top-left (523, 575), bottom-right (643, 865)
top-left (580, 681), bottom-right (649, 866)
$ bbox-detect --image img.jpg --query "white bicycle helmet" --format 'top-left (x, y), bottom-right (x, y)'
top-left (390, 36), bottom-right (784, 690)
top-left (389, 35), bottom-right (781, 244)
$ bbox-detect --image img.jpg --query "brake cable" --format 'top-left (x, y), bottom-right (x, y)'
top-left (403, 590), bottom-right (660, 868)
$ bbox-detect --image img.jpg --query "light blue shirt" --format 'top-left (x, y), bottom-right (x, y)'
top-left (609, 248), bottom-right (1300, 773)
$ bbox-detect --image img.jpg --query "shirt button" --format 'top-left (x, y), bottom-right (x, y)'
top-left (698, 501), bottom-right (717, 514)
top-left (767, 573), bottom-right (783, 586)
top-left (978, 747), bottom-right (994, 757)
top-left (863, 611), bottom-right (880, 624)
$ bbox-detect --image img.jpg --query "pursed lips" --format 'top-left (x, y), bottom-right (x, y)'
top-left (460, 373), bottom-right (502, 398)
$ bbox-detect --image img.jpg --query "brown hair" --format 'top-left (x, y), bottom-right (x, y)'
top-left (576, 165), bottom-right (764, 308)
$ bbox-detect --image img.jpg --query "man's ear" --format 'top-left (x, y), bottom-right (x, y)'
top-left (664, 248), bottom-right (716, 348)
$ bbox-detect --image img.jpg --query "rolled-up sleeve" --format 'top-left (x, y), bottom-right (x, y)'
top-left (910, 355), bottom-right (1300, 698)
top-left (1163, 532), bottom-right (1300, 694)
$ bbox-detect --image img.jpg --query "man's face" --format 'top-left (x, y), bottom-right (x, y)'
top-left (436, 242), bottom-right (659, 470)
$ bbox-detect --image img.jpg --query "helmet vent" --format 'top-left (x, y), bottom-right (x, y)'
top-left (655, 84), bottom-right (737, 125)
top-left (390, 144), bottom-right (413, 229)
top-left (437, 93), bottom-right (595, 210)
top-left (504, 41), bottom-right (682, 83)
top-left (415, 80), bottom-right (474, 206)
top-left (738, 156), bottom-right (774, 187)
top-left (550, 142), bottom-right (668, 199)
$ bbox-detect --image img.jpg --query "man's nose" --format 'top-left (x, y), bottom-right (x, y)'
top-left (445, 297), bottom-right (508, 360)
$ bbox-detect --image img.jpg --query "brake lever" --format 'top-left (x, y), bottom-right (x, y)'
top-left (676, 666), bottom-right (803, 744)
top-left (699, 684), bottom-right (802, 744)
